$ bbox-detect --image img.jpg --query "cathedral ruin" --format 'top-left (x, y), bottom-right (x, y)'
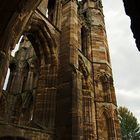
top-left (0, 0), bottom-right (121, 139)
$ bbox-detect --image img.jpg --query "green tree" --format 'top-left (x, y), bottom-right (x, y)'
top-left (118, 106), bottom-right (140, 140)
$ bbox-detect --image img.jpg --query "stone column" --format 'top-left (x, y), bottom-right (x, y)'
top-left (85, 0), bottom-right (121, 139)
top-left (56, 0), bottom-right (81, 139)
top-left (54, 0), bottom-right (62, 29)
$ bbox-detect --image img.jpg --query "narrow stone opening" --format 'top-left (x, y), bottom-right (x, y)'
top-left (1, 35), bottom-right (40, 124)
top-left (48, 0), bottom-right (56, 22)
top-left (81, 26), bottom-right (88, 56)
top-left (38, 0), bottom-right (56, 23)
top-left (2, 36), bottom-right (23, 90)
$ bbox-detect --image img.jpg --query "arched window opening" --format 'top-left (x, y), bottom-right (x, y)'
top-left (106, 48), bottom-right (110, 63)
top-left (38, 0), bottom-right (57, 23)
top-left (1, 11), bottom-right (58, 128)
top-left (2, 36), bottom-right (23, 91)
top-left (106, 117), bottom-right (115, 139)
top-left (3, 69), bottom-right (10, 90)
top-left (81, 26), bottom-right (88, 56)
top-left (100, 112), bottom-right (115, 140)
top-left (37, 0), bottom-right (61, 28)
top-left (9, 35), bottom-right (39, 94)
top-left (12, 35), bottom-right (39, 125)
top-left (48, 0), bottom-right (56, 22)
top-left (11, 36), bottom-right (23, 57)
top-left (98, 112), bottom-right (111, 140)
top-left (99, 73), bottom-right (112, 102)
top-left (2, 35), bottom-right (40, 125)
top-left (6, 63), bottom-right (16, 92)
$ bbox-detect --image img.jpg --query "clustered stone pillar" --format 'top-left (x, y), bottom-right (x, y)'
top-left (56, 0), bottom-right (82, 139)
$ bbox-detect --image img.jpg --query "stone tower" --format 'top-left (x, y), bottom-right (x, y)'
top-left (0, 0), bottom-right (121, 140)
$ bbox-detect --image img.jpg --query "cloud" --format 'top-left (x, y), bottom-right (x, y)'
top-left (116, 89), bottom-right (140, 122)
top-left (103, 0), bottom-right (140, 121)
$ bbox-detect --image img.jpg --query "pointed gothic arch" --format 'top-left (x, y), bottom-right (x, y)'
top-left (97, 106), bottom-right (116, 140)
top-left (26, 17), bottom-right (58, 66)
top-left (0, 10), bottom-right (59, 126)
top-left (94, 71), bottom-right (114, 102)
top-left (21, 14), bottom-right (59, 128)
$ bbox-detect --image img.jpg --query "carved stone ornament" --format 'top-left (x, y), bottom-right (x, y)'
top-left (78, 56), bottom-right (89, 78)
top-left (95, 72), bottom-right (113, 84)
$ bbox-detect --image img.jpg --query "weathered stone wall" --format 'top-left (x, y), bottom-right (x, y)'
top-left (0, 0), bottom-right (121, 140)
top-left (0, 121), bottom-right (54, 140)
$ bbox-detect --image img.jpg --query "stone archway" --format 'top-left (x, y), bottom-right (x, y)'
top-left (24, 15), bottom-right (59, 129)
top-left (0, 8), bottom-right (60, 131)
top-left (97, 106), bottom-right (116, 140)
top-left (0, 0), bottom-right (43, 97)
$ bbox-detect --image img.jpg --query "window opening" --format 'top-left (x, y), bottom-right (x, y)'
top-left (81, 26), bottom-right (88, 56)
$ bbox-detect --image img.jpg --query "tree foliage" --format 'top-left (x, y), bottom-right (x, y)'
top-left (118, 106), bottom-right (140, 140)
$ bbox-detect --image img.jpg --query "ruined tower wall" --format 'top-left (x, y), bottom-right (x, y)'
top-left (0, 0), bottom-right (121, 139)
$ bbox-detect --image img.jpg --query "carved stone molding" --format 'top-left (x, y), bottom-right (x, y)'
top-left (94, 71), bottom-right (114, 85)
top-left (78, 56), bottom-right (89, 79)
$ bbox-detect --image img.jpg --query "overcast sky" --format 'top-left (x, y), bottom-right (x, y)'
top-left (102, 0), bottom-right (140, 122)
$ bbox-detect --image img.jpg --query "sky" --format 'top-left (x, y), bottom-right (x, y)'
top-left (102, 0), bottom-right (140, 122)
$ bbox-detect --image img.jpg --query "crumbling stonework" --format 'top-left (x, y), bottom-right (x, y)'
top-left (0, 0), bottom-right (121, 139)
